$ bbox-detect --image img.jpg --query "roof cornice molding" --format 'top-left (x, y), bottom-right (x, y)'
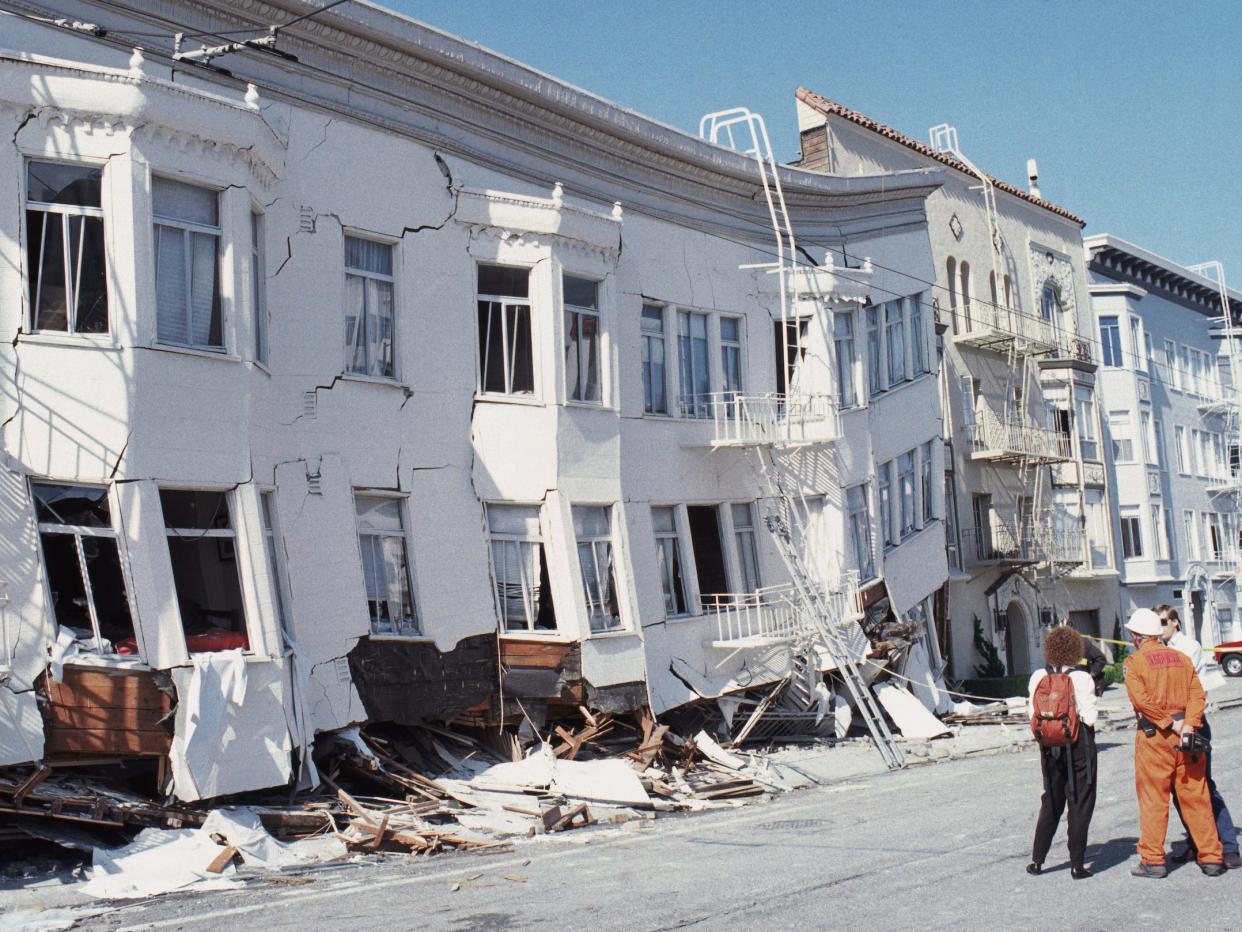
top-left (42, 0), bottom-right (944, 245)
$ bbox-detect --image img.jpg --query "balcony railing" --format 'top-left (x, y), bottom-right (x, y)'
top-left (1205, 473), bottom-right (1241, 495)
top-left (704, 573), bottom-right (861, 647)
top-left (951, 303), bottom-right (1059, 355)
top-left (962, 522), bottom-right (1085, 568)
top-left (701, 391), bottom-right (840, 447)
top-left (969, 405), bottom-right (1071, 465)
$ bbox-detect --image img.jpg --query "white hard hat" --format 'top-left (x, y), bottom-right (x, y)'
top-left (1125, 608), bottom-right (1163, 637)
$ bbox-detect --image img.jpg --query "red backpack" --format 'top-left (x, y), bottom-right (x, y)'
top-left (1030, 668), bottom-right (1080, 748)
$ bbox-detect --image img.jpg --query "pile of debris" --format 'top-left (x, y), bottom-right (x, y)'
top-left (0, 706), bottom-right (819, 899)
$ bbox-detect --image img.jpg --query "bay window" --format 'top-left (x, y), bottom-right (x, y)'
top-left (573, 505), bottom-right (621, 632)
top-left (478, 264), bottom-right (535, 395)
top-left (564, 275), bottom-right (601, 403)
top-left (154, 177), bottom-right (222, 350)
top-left (487, 504), bottom-right (555, 631)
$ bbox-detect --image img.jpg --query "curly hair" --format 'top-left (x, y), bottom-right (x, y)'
top-left (1044, 626), bottom-right (1083, 669)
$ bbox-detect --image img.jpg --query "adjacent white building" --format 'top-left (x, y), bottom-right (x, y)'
top-left (0, 1), bottom-right (949, 793)
top-left (794, 88), bottom-right (1121, 679)
top-left (1086, 234), bottom-right (1242, 649)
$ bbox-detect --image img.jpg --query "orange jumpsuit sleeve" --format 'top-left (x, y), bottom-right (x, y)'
top-left (1185, 669), bottom-right (1206, 729)
top-left (1125, 655), bottom-right (1173, 729)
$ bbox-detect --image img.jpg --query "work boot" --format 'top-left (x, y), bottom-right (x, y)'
top-left (1130, 862), bottom-right (1168, 879)
top-left (1225, 852), bottom-right (1242, 870)
top-left (1200, 862), bottom-right (1227, 877)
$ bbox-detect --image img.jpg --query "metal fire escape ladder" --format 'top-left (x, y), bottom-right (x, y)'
top-left (1190, 260), bottom-right (1242, 510)
top-left (701, 109), bottom-right (903, 769)
top-left (756, 446), bottom-right (905, 770)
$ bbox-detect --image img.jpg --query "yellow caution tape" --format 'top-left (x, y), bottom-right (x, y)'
top-left (1081, 634), bottom-right (1235, 653)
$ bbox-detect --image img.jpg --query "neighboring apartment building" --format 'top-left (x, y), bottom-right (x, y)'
top-left (795, 88), bottom-right (1121, 679)
top-left (0, 1), bottom-right (948, 795)
top-left (1086, 235), bottom-right (1242, 649)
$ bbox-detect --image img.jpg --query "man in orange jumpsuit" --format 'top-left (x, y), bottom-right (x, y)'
top-left (1124, 607), bottom-right (1226, 877)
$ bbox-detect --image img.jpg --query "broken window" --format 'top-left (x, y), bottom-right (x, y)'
top-left (160, 489), bottom-right (250, 652)
top-left (564, 275), bottom-right (601, 403)
top-left (487, 504), bottom-right (555, 632)
top-left (25, 160), bottom-right (108, 334)
top-left (573, 505), bottom-right (621, 633)
top-left (652, 506), bottom-right (688, 617)
top-left (687, 505), bottom-right (727, 602)
top-left (355, 494), bottom-right (419, 636)
top-left (677, 310), bottom-right (710, 417)
top-left (154, 177), bottom-right (222, 350)
top-left (641, 304), bottom-right (668, 414)
top-left (731, 503), bottom-right (761, 593)
top-left (32, 481), bottom-right (136, 654)
top-left (478, 264), bottom-right (534, 395)
top-left (252, 210), bottom-right (269, 365)
top-left (260, 492), bottom-right (290, 634)
top-left (344, 235), bottom-right (396, 378)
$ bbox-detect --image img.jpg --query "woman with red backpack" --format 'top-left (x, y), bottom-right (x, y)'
top-left (1026, 625), bottom-right (1099, 879)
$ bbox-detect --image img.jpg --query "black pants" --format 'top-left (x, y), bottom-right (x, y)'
top-left (1032, 726), bottom-right (1097, 869)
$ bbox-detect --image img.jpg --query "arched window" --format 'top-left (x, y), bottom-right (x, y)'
top-left (946, 257), bottom-right (959, 335)
top-left (960, 261), bottom-right (972, 330)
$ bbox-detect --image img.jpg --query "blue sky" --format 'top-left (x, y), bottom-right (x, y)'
top-left (384, 0), bottom-right (1241, 277)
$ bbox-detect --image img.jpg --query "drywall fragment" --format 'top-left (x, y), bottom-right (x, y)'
top-left (873, 682), bottom-right (950, 739)
top-left (0, 682), bottom-right (44, 766)
top-left (84, 828), bottom-right (241, 899)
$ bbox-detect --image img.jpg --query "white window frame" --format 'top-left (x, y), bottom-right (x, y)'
top-left (1074, 386), bottom-right (1098, 461)
top-left (1163, 339), bottom-right (1177, 388)
top-left (153, 176), bottom-right (223, 352)
top-left (719, 314), bottom-right (744, 403)
top-left (1099, 316), bottom-right (1122, 367)
top-left (878, 461), bottom-right (895, 549)
top-left (676, 309), bottom-right (712, 418)
top-left (730, 502), bottom-right (761, 594)
top-left (486, 503), bottom-right (556, 634)
top-left (897, 450), bottom-right (916, 538)
top-left (573, 504), bottom-right (623, 633)
top-left (24, 158), bottom-right (110, 335)
top-left (1109, 410), bottom-right (1134, 463)
top-left (1119, 509), bottom-right (1143, 560)
top-left (640, 303), bottom-right (669, 415)
top-left (344, 233), bottom-right (397, 380)
top-left (1175, 425), bottom-right (1189, 475)
top-left (32, 480), bottom-right (134, 656)
top-left (847, 483), bottom-right (876, 581)
top-left (653, 505), bottom-right (690, 618)
top-left (354, 492), bottom-right (420, 637)
top-left (563, 273), bottom-right (603, 404)
top-left (477, 264), bottom-right (536, 397)
top-left (252, 208), bottom-right (268, 366)
top-left (920, 440), bottom-right (936, 524)
top-left (834, 310), bottom-right (857, 408)
top-left (260, 490), bottom-right (290, 634)
top-left (885, 299), bottom-right (907, 386)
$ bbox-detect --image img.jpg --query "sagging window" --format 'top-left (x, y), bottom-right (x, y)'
top-left (344, 235), bottom-right (396, 379)
top-left (26, 161), bottom-right (108, 334)
top-left (154, 177), bottom-right (222, 350)
top-left (731, 503), bottom-right (761, 593)
top-left (32, 481), bottom-right (136, 654)
top-left (487, 504), bottom-right (555, 632)
top-left (355, 494), bottom-right (419, 636)
top-left (847, 483), bottom-right (875, 581)
top-left (573, 505), bottom-right (621, 633)
top-left (687, 505), bottom-right (727, 602)
top-left (775, 317), bottom-right (810, 397)
top-left (641, 304), bottom-right (668, 414)
top-left (564, 275), bottom-right (601, 403)
top-left (478, 264), bottom-right (534, 395)
top-left (652, 506), bottom-right (688, 617)
top-left (252, 210), bottom-right (269, 365)
top-left (160, 489), bottom-right (250, 652)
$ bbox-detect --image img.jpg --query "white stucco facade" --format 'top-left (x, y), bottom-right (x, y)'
top-left (795, 89), bottom-right (1122, 678)
top-left (0, 2), bottom-right (950, 793)
top-left (1086, 234), bottom-right (1242, 651)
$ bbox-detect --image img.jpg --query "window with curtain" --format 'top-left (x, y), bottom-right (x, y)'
top-left (573, 505), bottom-right (621, 632)
top-left (677, 310), bottom-right (710, 417)
top-left (731, 503), bottom-right (761, 593)
top-left (154, 177), bottom-right (222, 350)
top-left (564, 275), bottom-right (601, 403)
top-left (641, 305), bottom-right (667, 414)
top-left (26, 160), bottom-right (109, 334)
top-left (487, 504), bottom-right (555, 631)
top-left (847, 484), bottom-right (875, 581)
top-left (719, 316), bottom-right (743, 404)
top-left (354, 494), bottom-right (418, 636)
top-left (477, 264), bottom-right (534, 395)
top-left (834, 311), bottom-right (856, 407)
top-left (344, 236), bottom-right (396, 378)
top-left (885, 299), bottom-right (906, 385)
top-left (652, 506), bottom-right (688, 617)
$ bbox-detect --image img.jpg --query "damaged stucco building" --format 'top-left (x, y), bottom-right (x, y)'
top-left (0, 1), bottom-right (952, 796)
top-left (794, 89), bottom-right (1122, 679)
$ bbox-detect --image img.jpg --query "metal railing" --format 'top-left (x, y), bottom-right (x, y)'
top-left (703, 573), bottom-right (860, 645)
top-left (969, 404), bottom-right (1071, 463)
top-left (962, 522), bottom-right (1085, 567)
top-left (951, 303), bottom-right (1059, 353)
top-left (701, 391), bottom-right (840, 446)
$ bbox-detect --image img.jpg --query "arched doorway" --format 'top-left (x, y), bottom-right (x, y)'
top-left (1005, 599), bottom-right (1031, 675)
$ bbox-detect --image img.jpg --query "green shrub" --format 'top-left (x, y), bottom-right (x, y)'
top-left (1103, 662), bottom-right (1125, 686)
top-left (973, 617), bottom-right (1006, 678)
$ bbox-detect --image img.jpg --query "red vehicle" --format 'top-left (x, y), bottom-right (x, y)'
top-left (1218, 639), bottom-right (1242, 678)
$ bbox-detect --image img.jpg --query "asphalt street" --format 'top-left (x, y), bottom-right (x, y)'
top-left (79, 704), bottom-right (1242, 932)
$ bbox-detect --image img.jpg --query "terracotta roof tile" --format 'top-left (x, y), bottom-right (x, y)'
top-left (795, 87), bottom-right (1084, 226)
